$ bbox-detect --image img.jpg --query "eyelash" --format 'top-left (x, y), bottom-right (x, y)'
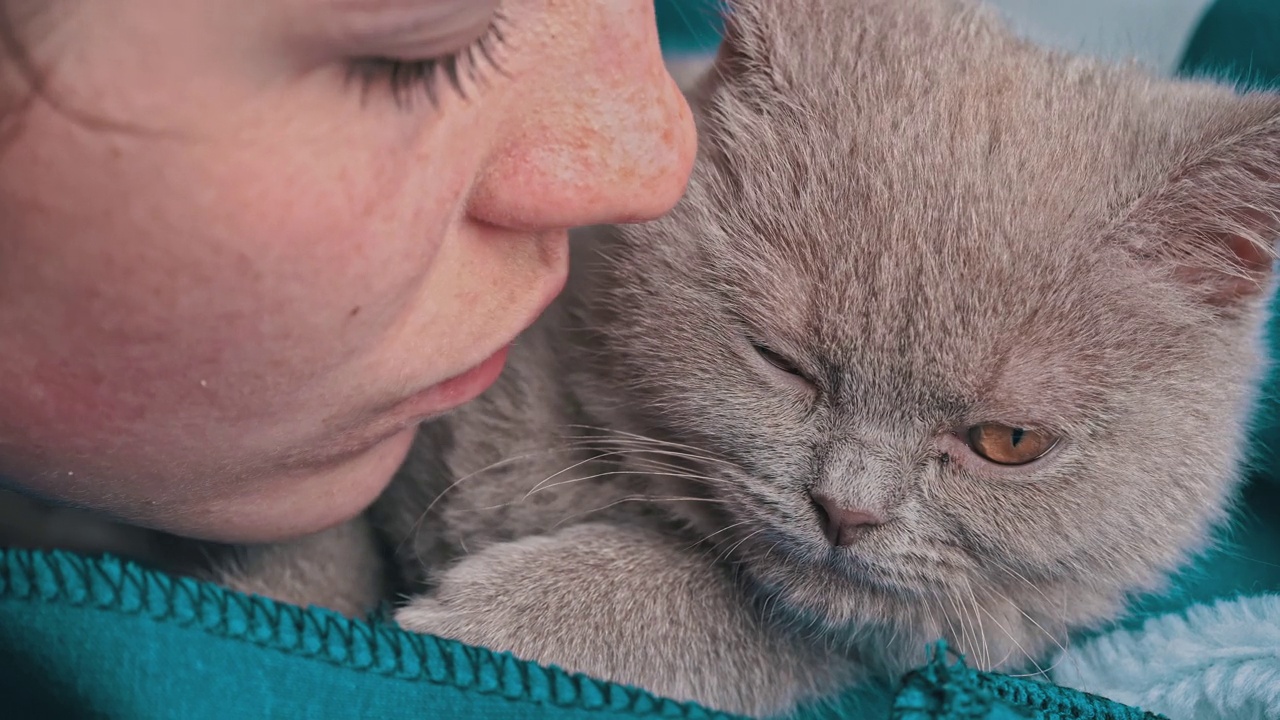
top-left (348, 12), bottom-right (509, 109)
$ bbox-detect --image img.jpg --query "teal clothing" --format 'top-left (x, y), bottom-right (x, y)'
top-left (4, 2), bottom-right (1279, 718)
top-left (0, 549), bottom-right (1195, 720)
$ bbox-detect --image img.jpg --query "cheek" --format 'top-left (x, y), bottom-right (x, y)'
top-left (0, 107), bottom-right (468, 439)
top-left (204, 143), bottom-right (458, 352)
top-left (920, 465), bottom-right (1087, 563)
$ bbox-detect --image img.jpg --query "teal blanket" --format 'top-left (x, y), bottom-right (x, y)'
top-left (2, 2), bottom-right (1278, 718)
top-left (0, 548), bottom-right (1208, 720)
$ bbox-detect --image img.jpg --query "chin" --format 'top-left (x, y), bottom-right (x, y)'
top-left (729, 524), bottom-right (984, 655)
top-left (733, 530), bottom-right (905, 621)
top-left (192, 427), bottom-right (416, 545)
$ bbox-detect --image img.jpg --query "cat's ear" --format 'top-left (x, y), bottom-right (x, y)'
top-left (1123, 100), bottom-right (1280, 310)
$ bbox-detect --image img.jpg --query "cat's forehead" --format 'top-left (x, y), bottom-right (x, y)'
top-left (655, 0), bottom-right (1254, 422)
top-left (703, 0), bottom-right (1215, 250)
top-left (691, 0), bottom-right (1220, 341)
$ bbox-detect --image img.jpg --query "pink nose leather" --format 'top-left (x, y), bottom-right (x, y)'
top-left (810, 493), bottom-right (886, 546)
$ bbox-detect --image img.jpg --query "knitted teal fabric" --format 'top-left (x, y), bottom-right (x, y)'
top-left (0, 549), bottom-right (741, 720)
top-left (0, 549), bottom-right (1172, 720)
top-left (889, 645), bottom-right (1164, 720)
top-left (2, 3), bottom-right (1278, 720)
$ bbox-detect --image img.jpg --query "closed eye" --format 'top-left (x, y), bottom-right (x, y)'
top-left (752, 342), bottom-right (815, 389)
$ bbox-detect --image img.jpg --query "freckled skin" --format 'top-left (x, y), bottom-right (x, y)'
top-left (0, 0), bottom-right (696, 543)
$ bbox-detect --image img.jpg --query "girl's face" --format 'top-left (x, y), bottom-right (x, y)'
top-left (0, 0), bottom-right (696, 542)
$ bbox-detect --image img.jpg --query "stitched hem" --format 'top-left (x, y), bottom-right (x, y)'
top-left (0, 548), bottom-right (740, 719)
top-left (890, 643), bottom-right (1168, 720)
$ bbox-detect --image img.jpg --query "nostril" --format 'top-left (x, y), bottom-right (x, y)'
top-left (810, 493), bottom-right (887, 547)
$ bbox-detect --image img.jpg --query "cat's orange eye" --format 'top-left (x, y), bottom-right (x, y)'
top-left (966, 424), bottom-right (1057, 466)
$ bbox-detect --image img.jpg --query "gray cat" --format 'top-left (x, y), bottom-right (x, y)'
top-left (373, 0), bottom-right (1280, 713)
top-left (7, 0), bottom-right (1279, 716)
top-left (348, 0), bottom-right (1280, 713)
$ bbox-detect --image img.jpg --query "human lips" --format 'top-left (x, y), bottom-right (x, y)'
top-left (391, 231), bottom-right (570, 422)
top-left (406, 344), bottom-right (513, 412)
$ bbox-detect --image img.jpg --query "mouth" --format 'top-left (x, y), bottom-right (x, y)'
top-left (733, 523), bottom-right (922, 598)
top-left (411, 344), bottom-right (513, 410)
top-left (390, 233), bottom-right (571, 423)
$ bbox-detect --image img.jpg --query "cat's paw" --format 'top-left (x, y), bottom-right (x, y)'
top-left (395, 593), bottom-right (522, 656)
top-left (393, 523), bottom-right (848, 717)
top-left (393, 597), bottom-right (458, 637)
top-left (392, 529), bottom-right (611, 676)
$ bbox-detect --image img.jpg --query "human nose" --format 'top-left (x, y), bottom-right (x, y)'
top-left (467, 1), bottom-right (698, 231)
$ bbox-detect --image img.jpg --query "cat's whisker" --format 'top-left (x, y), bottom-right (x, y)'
top-left (560, 424), bottom-right (737, 464)
top-left (935, 589), bottom-right (966, 661)
top-left (470, 468), bottom-right (718, 513)
top-left (718, 528), bottom-right (766, 564)
top-left (963, 582), bottom-right (992, 670)
top-left (684, 519), bottom-right (755, 550)
top-left (963, 594), bottom-right (984, 670)
top-left (1218, 548), bottom-right (1280, 570)
top-left (985, 583), bottom-right (1079, 679)
top-left (762, 589), bottom-right (785, 626)
top-left (554, 436), bottom-right (733, 469)
top-left (935, 593), bottom-right (963, 656)
top-left (520, 444), bottom-right (736, 500)
top-left (988, 560), bottom-right (1062, 618)
top-left (529, 446), bottom-right (726, 483)
top-left (401, 439), bottom-right (725, 562)
top-left (945, 590), bottom-right (979, 671)
top-left (993, 639), bottom-right (1018, 669)
top-left (616, 457), bottom-right (734, 485)
top-left (1017, 640), bottom-right (1072, 679)
top-left (549, 495), bottom-right (728, 529)
top-left (400, 442), bottom-right (602, 560)
top-left (884, 619), bottom-right (901, 658)
top-left (519, 449), bottom-right (653, 499)
top-left (987, 562), bottom-right (1076, 647)
top-left (973, 602), bottom-right (1048, 679)
top-left (523, 467), bottom-right (729, 501)
top-left (411, 437), bottom-right (648, 515)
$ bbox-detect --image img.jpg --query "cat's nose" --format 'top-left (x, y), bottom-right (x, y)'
top-left (810, 493), bottom-right (886, 547)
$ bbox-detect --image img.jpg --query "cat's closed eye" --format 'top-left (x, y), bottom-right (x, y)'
top-left (966, 424), bottom-right (1058, 465)
top-left (751, 342), bottom-right (815, 388)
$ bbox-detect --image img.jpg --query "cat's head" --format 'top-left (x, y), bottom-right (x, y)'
top-left (589, 0), bottom-right (1280, 670)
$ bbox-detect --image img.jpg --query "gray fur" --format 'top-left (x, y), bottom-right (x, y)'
top-left (389, 0), bottom-right (1280, 714)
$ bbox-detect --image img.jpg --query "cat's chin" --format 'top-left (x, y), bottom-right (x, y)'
top-left (737, 543), bottom-right (921, 628)
top-left (732, 533), bottom-right (1032, 666)
top-left (737, 557), bottom-right (1058, 676)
